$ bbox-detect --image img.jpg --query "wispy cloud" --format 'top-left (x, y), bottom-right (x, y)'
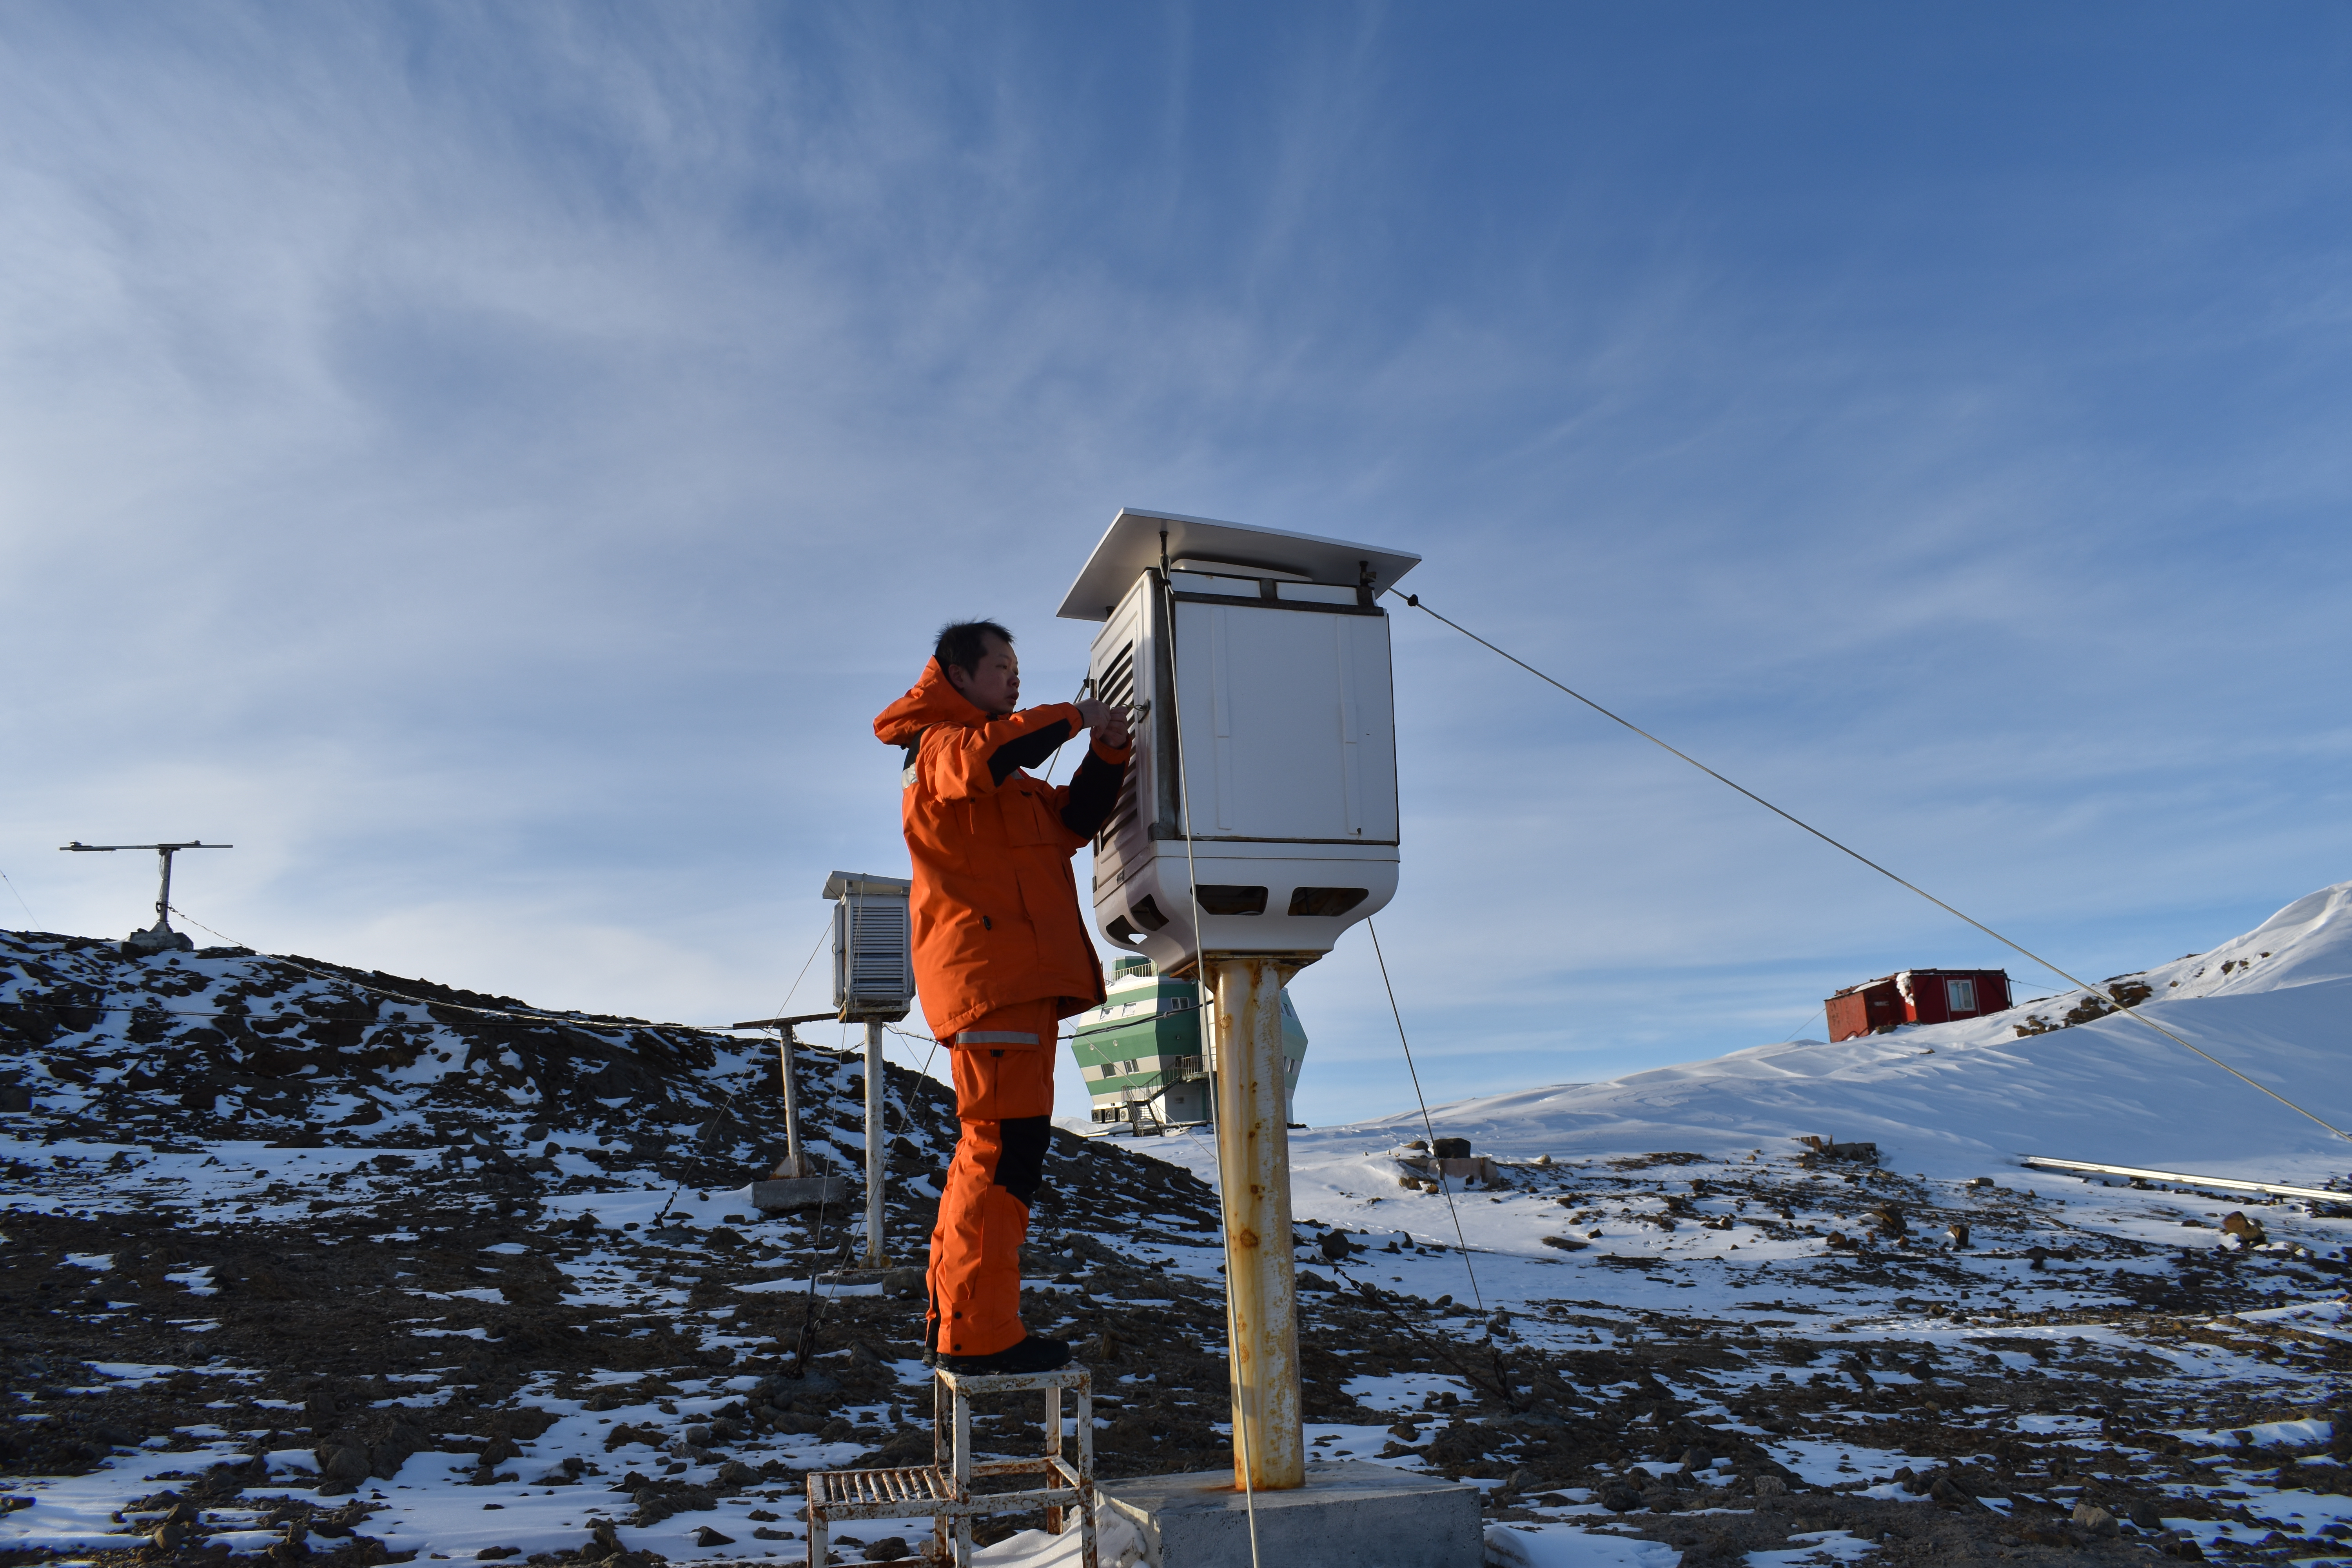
top-left (3, 5), bottom-right (2348, 1124)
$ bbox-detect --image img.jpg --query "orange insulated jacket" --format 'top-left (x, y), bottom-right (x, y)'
top-left (874, 659), bottom-right (1132, 1042)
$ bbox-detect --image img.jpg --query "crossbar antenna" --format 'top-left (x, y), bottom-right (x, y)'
top-left (58, 840), bottom-right (232, 955)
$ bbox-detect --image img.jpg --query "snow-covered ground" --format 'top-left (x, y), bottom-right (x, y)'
top-left (1098, 882), bottom-right (2352, 1564)
top-left (9, 882), bottom-right (2352, 1568)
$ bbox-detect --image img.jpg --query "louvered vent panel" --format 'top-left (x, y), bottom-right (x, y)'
top-left (846, 899), bottom-right (909, 1001)
top-left (1094, 639), bottom-right (1140, 853)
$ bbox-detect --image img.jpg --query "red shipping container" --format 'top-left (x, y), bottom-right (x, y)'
top-left (1826, 968), bottom-right (2010, 1042)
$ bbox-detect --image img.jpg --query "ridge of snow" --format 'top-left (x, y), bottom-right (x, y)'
top-left (1317, 880), bottom-right (2352, 1188)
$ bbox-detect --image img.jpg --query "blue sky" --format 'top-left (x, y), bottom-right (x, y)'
top-left (4, 5), bottom-right (2349, 1125)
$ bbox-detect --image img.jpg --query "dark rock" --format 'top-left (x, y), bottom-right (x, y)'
top-left (603, 1424), bottom-right (664, 1452)
top-left (2073, 1503), bottom-right (2120, 1538)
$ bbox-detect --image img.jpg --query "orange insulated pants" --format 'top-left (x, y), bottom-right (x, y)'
top-left (926, 1000), bottom-right (1058, 1358)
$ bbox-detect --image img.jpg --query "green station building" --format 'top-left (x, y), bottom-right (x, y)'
top-left (1068, 955), bottom-right (1309, 1130)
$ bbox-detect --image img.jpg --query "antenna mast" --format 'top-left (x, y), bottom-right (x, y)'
top-left (58, 840), bottom-right (233, 955)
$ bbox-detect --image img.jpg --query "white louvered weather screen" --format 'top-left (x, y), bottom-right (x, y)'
top-left (824, 871), bottom-right (915, 1022)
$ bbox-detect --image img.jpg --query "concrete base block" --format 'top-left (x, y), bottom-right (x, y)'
top-left (751, 1175), bottom-right (854, 1212)
top-left (1098, 1459), bottom-right (1482, 1568)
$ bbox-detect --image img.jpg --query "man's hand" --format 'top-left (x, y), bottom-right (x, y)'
top-left (1074, 697), bottom-right (1133, 752)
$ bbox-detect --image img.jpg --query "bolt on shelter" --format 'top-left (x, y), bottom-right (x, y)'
top-left (1826, 967), bottom-right (2012, 1041)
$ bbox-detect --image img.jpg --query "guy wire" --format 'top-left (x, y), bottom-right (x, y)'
top-left (1401, 592), bottom-right (2352, 1144)
top-left (1158, 543), bottom-right (1264, 1568)
top-left (0, 867), bottom-right (38, 926)
top-left (770, 915), bottom-right (835, 1024)
top-left (1365, 918), bottom-right (1484, 1313)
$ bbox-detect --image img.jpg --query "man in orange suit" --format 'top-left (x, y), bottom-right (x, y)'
top-left (873, 620), bottom-right (1131, 1374)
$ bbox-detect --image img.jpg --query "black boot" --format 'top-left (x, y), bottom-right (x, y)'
top-left (936, 1334), bottom-right (1073, 1376)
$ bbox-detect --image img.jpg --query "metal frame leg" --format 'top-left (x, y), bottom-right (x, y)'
top-left (953, 1378), bottom-right (974, 1568)
top-left (931, 1376), bottom-right (951, 1565)
top-left (1078, 1376), bottom-right (1097, 1568)
top-left (1045, 1384), bottom-right (1064, 1535)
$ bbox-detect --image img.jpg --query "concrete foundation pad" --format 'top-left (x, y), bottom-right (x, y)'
top-left (1098, 1459), bottom-right (1482, 1568)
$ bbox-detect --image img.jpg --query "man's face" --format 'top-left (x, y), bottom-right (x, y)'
top-left (947, 633), bottom-right (1020, 715)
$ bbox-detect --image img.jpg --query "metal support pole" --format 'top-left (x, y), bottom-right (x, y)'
top-left (777, 1027), bottom-right (806, 1179)
top-left (864, 1018), bottom-right (887, 1269)
top-left (1209, 955), bottom-right (1304, 1491)
top-left (154, 848), bottom-right (176, 932)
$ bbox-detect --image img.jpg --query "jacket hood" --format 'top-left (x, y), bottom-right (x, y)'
top-left (875, 658), bottom-right (987, 745)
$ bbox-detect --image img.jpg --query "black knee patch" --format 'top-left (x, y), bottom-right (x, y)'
top-left (993, 1116), bottom-right (1051, 1207)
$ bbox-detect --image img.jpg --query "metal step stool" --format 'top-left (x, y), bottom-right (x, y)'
top-left (806, 1364), bottom-right (1095, 1568)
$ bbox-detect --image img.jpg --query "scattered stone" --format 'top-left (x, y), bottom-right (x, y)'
top-left (2072, 1502), bottom-right (2119, 1538)
top-left (1795, 1136), bottom-right (1879, 1164)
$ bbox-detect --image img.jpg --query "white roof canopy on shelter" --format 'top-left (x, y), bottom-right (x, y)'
top-left (1056, 506), bottom-right (1422, 622)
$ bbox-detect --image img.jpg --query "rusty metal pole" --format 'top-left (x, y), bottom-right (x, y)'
top-left (1209, 955), bottom-right (1304, 1491)
top-left (863, 1018), bottom-right (888, 1269)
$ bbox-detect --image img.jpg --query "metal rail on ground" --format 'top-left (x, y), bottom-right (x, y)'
top-left (2019, 1156), bottom-right (2348, 1205)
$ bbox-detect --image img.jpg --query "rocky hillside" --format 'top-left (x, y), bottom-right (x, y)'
top-left (9, 917), bottom-right (2352, 1568)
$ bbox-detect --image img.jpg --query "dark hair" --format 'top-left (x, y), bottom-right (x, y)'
top-left (935, 620), bottom-right (1014, 677)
